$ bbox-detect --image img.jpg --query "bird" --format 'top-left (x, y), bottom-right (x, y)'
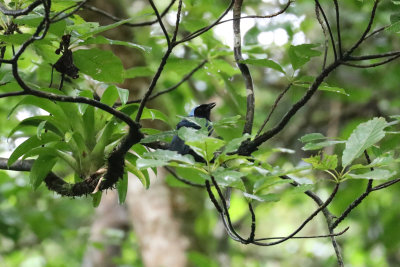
top-left (169, 102), bottom-right (216, 162)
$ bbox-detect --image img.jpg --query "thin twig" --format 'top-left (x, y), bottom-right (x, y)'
top-left (51, 1), bottom-right (88, 23)
top-left (256, 83), bottom-right (292, 137)
top-left (343, 55), bottom-right (400, 68)
top-left (216, 0), bottom-right (293, 25)
top-left (345, 0), bottom-right (379, 56)
top-left (177, 0), bottom-right (234, 44)
top-left (371, 178), bottom-right (400, 191)
top-left (83, 0), bottom-right (176, 27)
top-left (239, 60), bottom-right (341, 155)
top-left (148, 0), bottom-right (171, 47)
top-left (347, 51), bottom-right (400, 61)
top-left (315, 2), bottom-right (328, 69)
top-left (315, 0), bottom-right (337, 60)
top-left (119, 60), bottom-right (207, 106)
top-left (333, 0), bottom-right (342, 58)
top-left (252, 184), bottom-right (340, 246)
top-left (171, 0), bottom-right (183, 43)
top-left (254, 227), bottom-right (349, 241)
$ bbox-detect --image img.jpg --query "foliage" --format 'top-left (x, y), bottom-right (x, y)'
top-left (1, 0), bottom-right (400, 266)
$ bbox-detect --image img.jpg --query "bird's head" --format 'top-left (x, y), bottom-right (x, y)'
top-left (189, 102), bottom-right (216, 120)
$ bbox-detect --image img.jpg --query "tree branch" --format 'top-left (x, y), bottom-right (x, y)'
top-left (233, 0), bottom-right (254, 135)
top-left (0, 0), bottom-right (42, 17)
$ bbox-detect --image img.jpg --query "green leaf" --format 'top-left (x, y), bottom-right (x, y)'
top-left (91, 120), bottom-right (118, 162)
top-left (116, 172), bottom-right (128, 204)
top-left (342, 118), bottom-right (388, 167)
top-left (8, 96), bottom-right (67, 121)
top-left (21, 146), bottom-right (79, 172)
top-left (243, 192), bottom-right (280, 202)
top-left (136, 158), bottom-right (167, 169)
top-left (8, 116), bottom-right (66, 138)
top-left (36, 121), bottom-right (47, 140)
top-left (0, 33), bottom-right (31, 45)
top-left (386, 21), bottom-right (400, 33)
top-left (74, 48), bottom-right (125, 83)
top-left (213, 115), bottom-right (242, 128)
top-left (212, 170), bottom-right (245, 190)
top-left (124, 66), bottom-right (154, 79)
top-left (8, 133), bottom-right (61, 166)
top-left (289, 44), bottom-right (321, 70)
top-left (319, 85), bottom-right (349, 96)
top-left (239, 59), bottom-right (285, 74)
top-left (346, 169), bottom-right (396, 180)
top-left (92, 191), bottom-right (102, 208)
top-left (299, 133), bottom-right (326, 143)
top-left (141, 108), bottom-right (169, 123)
top-left (349, 153), bottom-right (398, 171)
top-left (144, 149), bottom-right (196, 165)
top-left (79, 36), bottom-right (151, 52)
top-left (101, 85), bottom-right (119, 106)
top-left (221, 134), bottom-right (251, 154)
top-left (140, 130), bottom-right (176, 144)
top-left (117, 87), bottom-right (129, 105)
top-left (78, 18), bottom-right (136, 39)
top-left (30, 155), bottom-right (57, 189)
top-left (302, 140), bottom-right (345, 151)
top-left (125, 160), bottom-right (150, 189)
top-left (254, 178), bottom-right (292, 194)
top-left (303, 154), bottom-right (338, 171)
top-left (83, 106), bottom-right (96, 149)
top-left (178, 127), bottom-right (225, 162)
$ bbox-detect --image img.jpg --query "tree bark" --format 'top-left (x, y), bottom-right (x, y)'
top-left (126, 168), bottom-right (189, 267)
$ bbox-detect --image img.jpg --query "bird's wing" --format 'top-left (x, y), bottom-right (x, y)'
top-left (169, 135), bottom-right (191, 154)
top-left (176, 119), bottom-right (201, 130)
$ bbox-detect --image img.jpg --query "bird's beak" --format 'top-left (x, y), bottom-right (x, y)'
top-left (206, 102), bottom-right (216, 110)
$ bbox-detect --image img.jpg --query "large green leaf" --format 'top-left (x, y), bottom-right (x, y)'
top-left (80, 36), bottom-right (151, 53)
top-left (8, 96), bottom-right (68, 121)
top-left (143, 149), bottom-right (196, 165)
top-left (21, 146), bottom-right (78, 172)
top-left (125, 161), bottom-right (150, 189)
top-left (302, 140), bottom-right (345, 151)
top-left (74, 48), bottom-right (125, 83)
top-left (342, 118), bottom-right (388, 167)
top-left (78, 18), bottom-right (136, 40)
top-left (140, 130), bottom-right (176, 144)
top-left (136, 158), bottom-right (167, 169)
top-left (221, 134), bottom-right (251, 154)
top-left (8, 133), bottom-right (61, 166)
top-left (178, 127), bottom-right (225, 162)
top-left (239, 58), bottom-right (285, 74)
top-left (8, 116), bottom-right (66, 138)
top-left (243, 192), bottom-right (280, 202)
top-left (30, 155), bottom-right (58, 189)
top-left (289, 44), bottom-right (321, 70)
top-left (346, 169), bottom-right (396, 180)
top-left (91, 120), bottom-right (118, 162)
top-left (82, 106), bottom-right (96, 150)
top-left (212, 170), bottom-right (245, 190)
top-left (299, 133), bottom-right (326, 143)
top-left (101, 85), bottom-right (120, 106)
top-left (116, 172), bottom-right (128, 204)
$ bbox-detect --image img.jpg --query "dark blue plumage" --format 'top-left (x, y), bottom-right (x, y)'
top-left (170, 103), bottom-right (216, 162)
